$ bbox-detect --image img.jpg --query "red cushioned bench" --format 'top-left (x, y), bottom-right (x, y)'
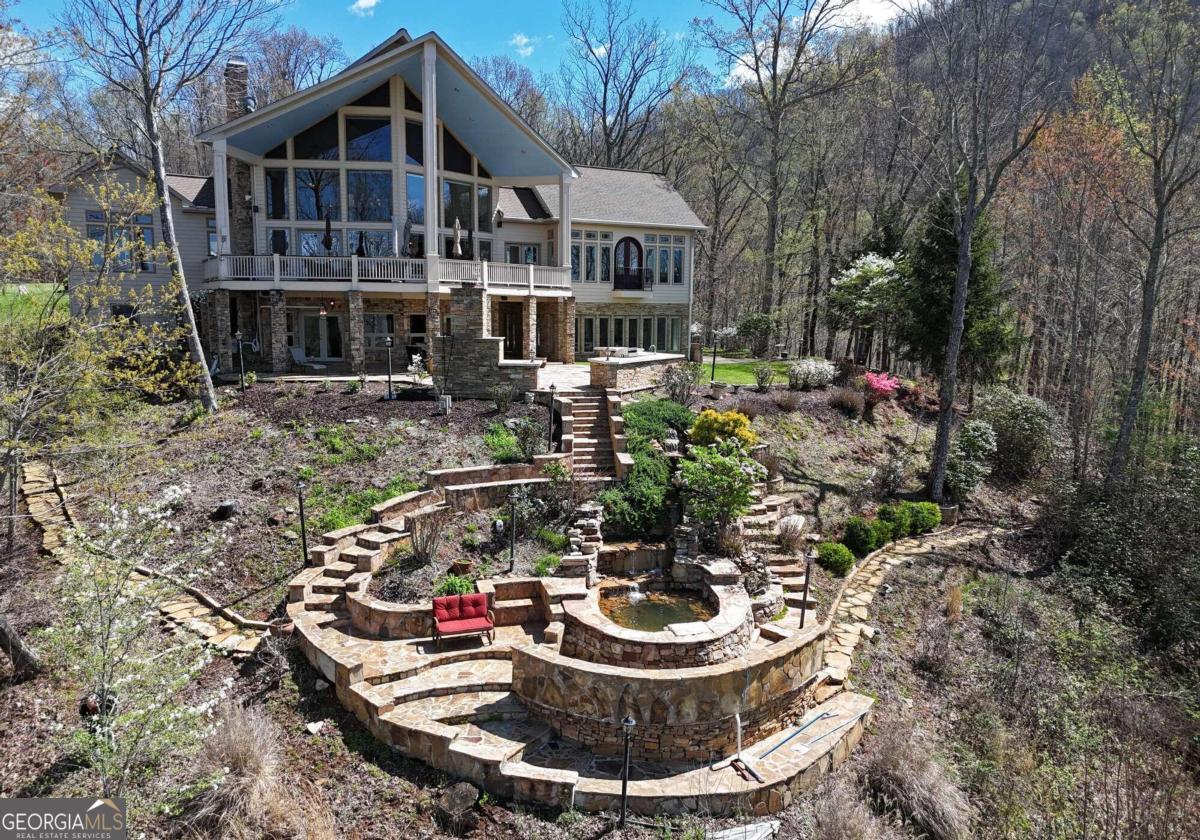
top-left (432, 593), bottom-right (495, 648)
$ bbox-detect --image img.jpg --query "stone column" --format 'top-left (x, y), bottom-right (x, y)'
top-left (523, 297), bottom-right (537, 360)
top-left (556, 297), bottom-right (575, 363)
top-left (213, 288), bottom-right (233, 372)
top-left (268, 290), bottom-right (289, 372)
top-left (424, 291), bottom-right (442, 374)
top-left (347, 290), bottom-right (365, 373)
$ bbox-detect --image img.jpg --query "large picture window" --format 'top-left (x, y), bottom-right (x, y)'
top-left (295, 169), bottom-right (340, 221)
top-left (363, 313), bottom-right (394, 346)
top-left (350, 229), bottom-right (393, 256)
top-left (405, 121), bottom-right (423, 165)
top-left (405, 173), bottom-right (424, 225)
top-left (265, 168), bottom-right (288, 219)
top-left (477, 185), bottom-right (492, 233)
top-left (347, 170), bottom-right (392, 222)
top-left (345, 117), bottom-right (391, 162)
top-left (293, 114), bottom-right (339, 160)
top-left (300, 229), bottom-right (341, 255)
top-left (442, 180), bottom-right (472, 230)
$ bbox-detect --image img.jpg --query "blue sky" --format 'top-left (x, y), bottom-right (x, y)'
top-left (13, 0), bottom-right (898, 77)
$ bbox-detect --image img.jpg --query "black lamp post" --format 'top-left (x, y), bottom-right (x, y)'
top-left (619, 715), bottom-right (636, 827)
top-left (800, 548), bottom-right (815, 629)
top-left (710, 328), bottom-right (718, 384)
top-left (297, 480), bottom-right (309, 565)
top-left (384, 335), bottom-right (396, 400)
top-left (234, 330), bottom-right (245, 392)
top-left (507, 488), bottom-right (518, 572)
top-left (547, 383), bottom-right (557, 450)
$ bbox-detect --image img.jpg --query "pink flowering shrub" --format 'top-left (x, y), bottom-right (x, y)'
top-left (864, 371), bottom-right (901, 403)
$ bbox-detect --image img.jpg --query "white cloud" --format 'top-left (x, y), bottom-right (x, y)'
top-left (591, 43), bottom-right (609, 59)
top-left (510, 32), bottom-right (538, 58)
top-left (845, 0), bottom-right (902, 27)
top-left (348, 0), bottom-right (381, 17)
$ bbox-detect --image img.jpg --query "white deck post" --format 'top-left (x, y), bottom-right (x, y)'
top-left (272, 253), bottom-right (281, 286)
top-left (558, 171), bottom-right (572, 271)
top-left (422, 40), bottom-right (440, 291)
top-left (213, 139), bottom-right (231, 259)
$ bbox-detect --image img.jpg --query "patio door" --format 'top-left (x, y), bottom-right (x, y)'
top-left (498, 302), bottom-right (523, 359)
top-left (295, 310), bottom-right (344, 360)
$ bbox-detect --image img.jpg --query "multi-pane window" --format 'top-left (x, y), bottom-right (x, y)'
top-left (206, 217), bottom-right (218, 256)
top-left (585, 244), bottom-right (596, 282)
top-left (300, 229), bottom-right (341, 255)
top-left (86, 210), bottom-right (154, 271)
top-left (345, 117), bottom-right (391, 161)
top-left (265, 168), bottom-right (288, 219)
top-left (347, 171), bottom-right (392, 222)
top-left (405, 173), bottom-right (424, 225)
top-left (570, 243), bottom-right (581, 282)
top-left (293, 114), bottom-right (339, 160)
top-left (295, 169), bottom-right (340, 220)
top-left (477, 185), bottom-right (492, 233)
top-left (349, 229), bottom-right (393, 256)
top-left (442, 180), bottom-right (473, 229)
top-left (363, 313), bottom-right (394, 346)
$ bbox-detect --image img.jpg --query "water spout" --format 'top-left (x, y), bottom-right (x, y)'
top-left (627, 582), bottom-right (646, 605)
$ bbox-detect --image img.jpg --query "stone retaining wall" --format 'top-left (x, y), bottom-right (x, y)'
top-left (347, 593), bottom-right (433, 638)
top-left (589, 352), bottom-right (684, 391)
top-left (512, 623), bottom-right (825, 763)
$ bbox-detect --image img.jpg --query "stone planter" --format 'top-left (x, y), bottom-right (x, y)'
top-left (268, 617), bottom-right (295, 637)
top-left (938, 504), bottom-right (959, 526)
top-left (711, 382), bottom-right (728, 398)
top-left (450, 559), bottom-right (473, 576)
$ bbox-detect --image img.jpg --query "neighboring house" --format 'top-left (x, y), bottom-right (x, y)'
top-left (63, 29), bottom-right (704, 378)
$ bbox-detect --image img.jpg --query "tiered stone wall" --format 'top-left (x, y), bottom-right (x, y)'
top-left (441, 285), bottom-right (540, 398)
top-left (512, 623), bottom-right (826, 763)
top-left (556, 500), bottom-right (603, 585)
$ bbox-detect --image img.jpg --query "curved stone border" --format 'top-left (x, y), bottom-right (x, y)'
top-left (559, 582), bottom-right (753, 668)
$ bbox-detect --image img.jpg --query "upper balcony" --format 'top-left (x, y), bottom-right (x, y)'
top-left (202, 254), bottom-right (572, 296)
top-left (612, 267), bottom-right (655, 297)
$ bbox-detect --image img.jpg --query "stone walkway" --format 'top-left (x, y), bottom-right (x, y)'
top-left (820, 525), bottom-right (1001, 691)
top-left (20, 462), bottom-right (265, 659)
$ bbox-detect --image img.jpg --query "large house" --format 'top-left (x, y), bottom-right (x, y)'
top-left (62, 29), bottom-right (704, 384)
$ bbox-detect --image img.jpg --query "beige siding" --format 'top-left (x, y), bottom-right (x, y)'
top-left (64, 164), bottom-right (214, 317)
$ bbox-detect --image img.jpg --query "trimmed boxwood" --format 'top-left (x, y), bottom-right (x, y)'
top-left (870, 518), bottom-right (895, 547)
top-left (842, 516), bottom-right (878, 557)
top-left (909, 501), bottom-right (942, 534)
top-left (877, 502), bottom-right (913, 538)
top-left (622, 398), bottom-right (695, 443)
top-left (598, 433), bottom-right (671, 535)
top-left (816, 542), bottom-right (855, 576)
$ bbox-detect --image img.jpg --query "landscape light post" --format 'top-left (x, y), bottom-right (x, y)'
top-left (801, 548), bottom-right (815, 629)
top-left (710, 330), bottom-right (718, 383)
top-left (297, 480), bottom-right (309, 565)
top-left (234, 330), bottom-right (245, 392)
top-left (547, 383), bottom-right (557, 450)
top-left (384, 336), bottom-right (395, 400)
top-left (619, 715), bottom-right (636, 827)
top-left (507, 488), bottom-right (518, 572)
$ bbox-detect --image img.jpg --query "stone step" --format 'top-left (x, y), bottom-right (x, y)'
top-left (769, 562), bottom-right (809, 575)
top-left (492, 598), bottom-right (538, 624)
top-left (304, 592), bottom-right (345, 610)
top-left (758, 623), bottom-right (793, 642)
top-left (357, 529), bottom-right (407, 551)
top-left (311, 576), bottom-right (348, 594)
top-left (784, 593), bottom-right (818, 610)
top-left (323, 560), bottom-right (358, 579)
top-left (339, 544), bottom-right (382, 572)
top-left (372, 659), bottom-right (514, 713)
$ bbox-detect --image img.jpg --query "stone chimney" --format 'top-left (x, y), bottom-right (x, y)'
top-left (224, 56), bottom-right (254, 256)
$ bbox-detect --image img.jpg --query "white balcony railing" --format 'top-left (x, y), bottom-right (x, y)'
top-left (204, 255), bottom-right (570, 291)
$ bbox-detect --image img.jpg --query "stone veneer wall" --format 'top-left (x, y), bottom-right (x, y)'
top-left (442, 285), bottom-right (540, 398)
top-left (590, 353), bottom-right (685, 391)
top-left (512, 623), bottom-right (826, 763)
top-left (558, 583), bottom-right (753, 668)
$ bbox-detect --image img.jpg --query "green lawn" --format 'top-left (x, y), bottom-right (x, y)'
top-left (705, 360), bottom-right (791, 385)
top-left (0, 283), bottom-right (68, 324)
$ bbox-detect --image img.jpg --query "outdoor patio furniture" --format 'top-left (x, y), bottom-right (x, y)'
top-left (431, 593), bottom-right (494, 648)
top-left (290, 347), bottom-right (327, 370)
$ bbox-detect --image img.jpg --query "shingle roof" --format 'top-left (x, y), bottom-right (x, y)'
top-left (165, 174), bottom-right (215, 208)
top-left (498, 166), bottom-right (705, 229)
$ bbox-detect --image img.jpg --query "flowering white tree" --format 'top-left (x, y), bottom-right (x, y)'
top-left (828, 252), bottom-right (903, 367)
top-left (44, 490), bottom-right (227, 798)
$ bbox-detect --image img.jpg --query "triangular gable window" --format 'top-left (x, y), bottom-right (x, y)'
top-left (404, 84), bottom-right (422, 112)
top-left (351, 82), bottom-right (390, 107)
top-left (443, 128), bottom-right (471, 174)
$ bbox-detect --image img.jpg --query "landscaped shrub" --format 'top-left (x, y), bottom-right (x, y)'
top-left (788, 357), bottom-right (836, 390)
top-left (432, 573), bottom-right (474, 596)
top-left (752, 361), bottom-right (776, 391)
top-left (733, 398), bottom-right (761, 421)
top-left (598, 435), bottom-right (670, 535)
top-left (777, 514), bottom-right (807, 553)
top-left (489, 382), bottom-right (515, 412)
top-left (536, 527), bottom-right (570, 552)
top-left (877, 502), bottom-right (914, 538)
top-left (510, 417), bottom-right (545, 461)
top-left (773, 390), bottom-right (802, 412)
top-left (484, 422), bottom-right (521, 463)
top-left (661, 361), bottom-right (704, 407)
top-left (975, 387), bottom-right (1058, 479)
top-left (689, 408), bottom-right (758, 447)
top-left (680, 440), bottom-right (766, 541)
top-left (829, 386), bottom-right (865, 418)
top-left (622, 398), bottom-right (694, 443)
top-left (875, 448), bottom-right (914, 497)
top-left (870, 518), bottom-right (895, 547)
top-left (532, 553), bottom-right (561, 577)
top-left (946, 419), bottom-right (996, 500)
top-left (816, 541), bottom-right (855, 576)
top-left (842, 516), bottom-right (878, 557)
top-left (908, 501), bottom-right (942, 533)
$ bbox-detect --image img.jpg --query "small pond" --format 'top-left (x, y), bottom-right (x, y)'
top-left (599, 586), bottom-right (715, 632)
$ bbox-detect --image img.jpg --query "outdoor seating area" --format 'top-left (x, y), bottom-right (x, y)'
top-left (431, 593), bottom-right (496, 648)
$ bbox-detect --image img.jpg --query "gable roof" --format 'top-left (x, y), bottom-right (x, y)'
top-left (165, 173), bottom-right (215, 209)
top-left (499, 166), bottom-right (705, 230)
top-left (58, 150), bottom-right (216, 210)
top-left (199, 31), bottom-right (575, 181)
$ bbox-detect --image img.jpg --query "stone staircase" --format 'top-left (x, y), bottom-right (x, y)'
top-left (568, 394), bottom-right (615, 477)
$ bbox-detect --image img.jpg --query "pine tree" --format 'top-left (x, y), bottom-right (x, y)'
top-left (897, 189), bottom-right (1016, 387)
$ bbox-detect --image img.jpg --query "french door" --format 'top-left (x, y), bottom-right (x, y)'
top-left (291, 309), bottom-right (345, 360)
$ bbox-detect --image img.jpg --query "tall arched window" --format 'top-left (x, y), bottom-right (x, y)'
top-left (614, 237), bottom-right (643, 290)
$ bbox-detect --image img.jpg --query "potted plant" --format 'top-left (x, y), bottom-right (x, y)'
top-left (450, 559), bottom-right (473, 576)
top-left (268, 616), bottom-right (294, 636)
top-left (938, 503), bottom-right (959, 526)
top-left (710, 381), bottom-right (728, 398)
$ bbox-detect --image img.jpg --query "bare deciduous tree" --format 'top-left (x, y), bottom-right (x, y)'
top-left (58, 0), bottom-right (284, 414)
top-left (472, 54), bottom-right (551, 134)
